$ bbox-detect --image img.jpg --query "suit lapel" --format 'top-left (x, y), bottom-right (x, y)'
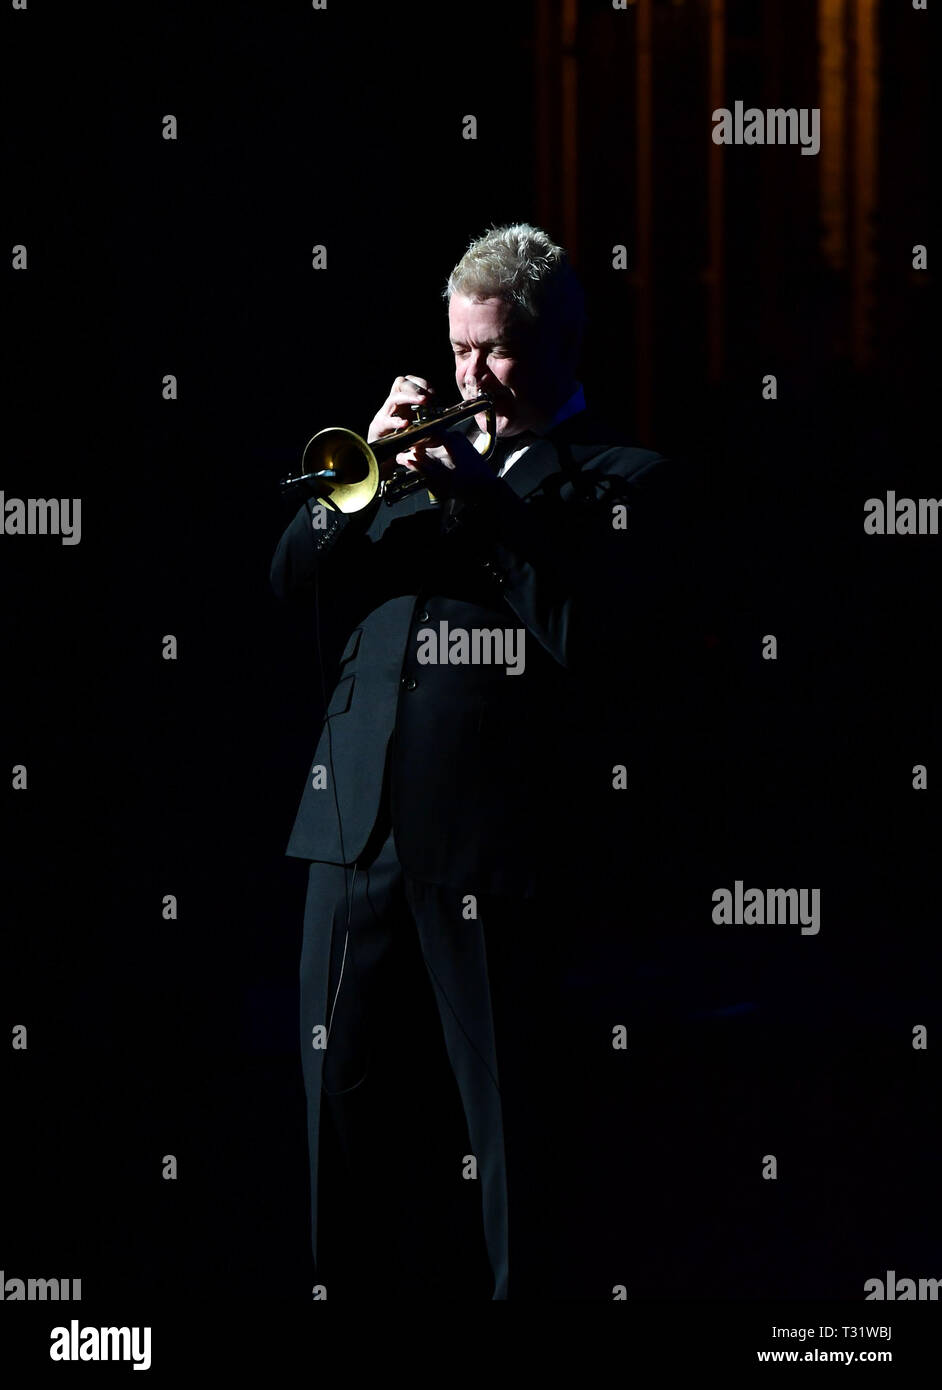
top-left (426, 407), bottom-right (623, 514)
top-left (497, 409), bottom-right (621, 499)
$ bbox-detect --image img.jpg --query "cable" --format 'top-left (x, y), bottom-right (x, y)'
top-left (311, 515), bottom-right (357, 1043)
top-left (324, 870), bottom-right (353, 1049)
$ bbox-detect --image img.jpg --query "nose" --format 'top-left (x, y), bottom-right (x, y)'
top-left (468, 348), bottom-right (492, 382)
top-left (465, 360), bottom-right (493, 396)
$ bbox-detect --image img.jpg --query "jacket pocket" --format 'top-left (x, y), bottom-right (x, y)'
top-left (326, 673), bottom-right (355, 717)
top-left (339, 627), bottom-right (363, 665)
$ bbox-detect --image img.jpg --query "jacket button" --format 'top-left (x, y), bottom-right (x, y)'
top-left (417, 610), bottom-right (430, 622)
top-left (401, 676), bottom-right (417, 691)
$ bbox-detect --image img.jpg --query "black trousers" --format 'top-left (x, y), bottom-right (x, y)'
top-left (299, 790), bottom-right (630, 1300)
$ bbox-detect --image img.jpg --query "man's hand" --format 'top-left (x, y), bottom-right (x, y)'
top-left (365, 375), bottom-right (498, 498)
top-left (406, 429), bottom-right (500, 501)
top-left (367, 374), bottom-right (438, 480)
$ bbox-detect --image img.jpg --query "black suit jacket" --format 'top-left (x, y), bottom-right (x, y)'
top-left (270, 407), bottom-right (700, 897)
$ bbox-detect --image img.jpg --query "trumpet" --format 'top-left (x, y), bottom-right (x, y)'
top-left (279, 394), bottom-right (497, 513)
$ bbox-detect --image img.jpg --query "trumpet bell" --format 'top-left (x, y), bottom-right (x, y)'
top-left (280, 392), bottom-right (497, 511)
top-left (299, 427), bottom-right (379, 514)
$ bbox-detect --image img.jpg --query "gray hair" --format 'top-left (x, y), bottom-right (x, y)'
top-left (443, 222), bottom-right (585, 363)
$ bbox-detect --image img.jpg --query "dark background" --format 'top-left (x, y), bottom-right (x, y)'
top-left (1, 0), bottom-right (937, 1308)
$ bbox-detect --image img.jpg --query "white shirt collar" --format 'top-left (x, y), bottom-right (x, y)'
top-left (497, 381), bottom-right (585, 476)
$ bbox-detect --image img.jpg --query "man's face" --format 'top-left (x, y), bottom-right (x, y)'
top-left (448, 293), bottom-right (566, 438)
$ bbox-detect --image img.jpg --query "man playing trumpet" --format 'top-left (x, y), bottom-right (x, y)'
top-left (271, 222), bottom-right (698, 1299)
